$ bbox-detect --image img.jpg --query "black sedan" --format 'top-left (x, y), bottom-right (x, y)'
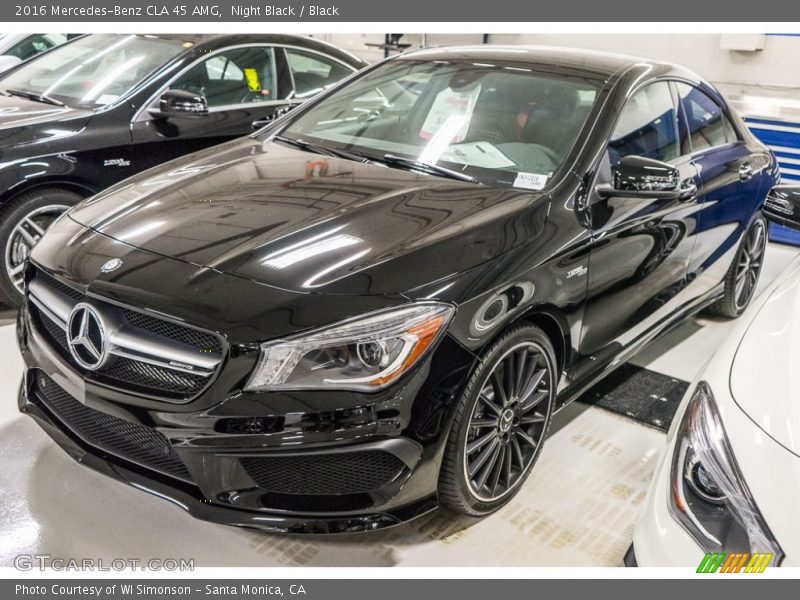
top-left (17, 46), bottom-right (777, 533)
top-left (0, 33), bottom-right (366, 303)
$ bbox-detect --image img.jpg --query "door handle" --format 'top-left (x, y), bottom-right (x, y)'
top-left (739, 163), bottom-right (754, 181)
top-left (678, 178), bottom-right (698, 201)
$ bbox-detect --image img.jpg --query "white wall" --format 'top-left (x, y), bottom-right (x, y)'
top-left (488, 34), bottom-right (800, 100)
top-left (314, 33), bottom-right (800, 102)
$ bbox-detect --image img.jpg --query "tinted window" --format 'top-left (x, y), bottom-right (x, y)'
top-left (0, 34), bottom-right (184, 108)
top-left (677, 82), bottom-right (738, 153)
top-left (172, 47), bottom-right (279, 108)
top-left (609, 82), bottom-right (679, 165)
top-left (285, 49), bottom-right (352, 98)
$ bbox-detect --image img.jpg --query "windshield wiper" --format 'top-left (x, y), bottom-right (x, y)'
top-left (381, 153), bottom-right (478, 184)
top-left (273, 135), bottom-right (371, 163)
top-left (5, 88), bottom-right (65, 107)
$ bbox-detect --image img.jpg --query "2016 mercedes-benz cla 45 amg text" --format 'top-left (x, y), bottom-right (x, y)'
top-left (17, 47), bottom-right (779, 533)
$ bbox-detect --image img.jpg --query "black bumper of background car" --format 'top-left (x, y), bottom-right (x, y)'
top-left (16, 295), bottom-right (474, 533)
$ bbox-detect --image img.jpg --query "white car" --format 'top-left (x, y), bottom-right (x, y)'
top-left (0, 34), bottom-right (74, 73)
top-left (630, 185), bottom-right (800, 569)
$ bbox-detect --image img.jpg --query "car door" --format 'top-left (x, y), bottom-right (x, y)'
top-left (577, 81), bottom-right (701, 370)
top-left (675, 82), bottom-right (771, 302)
top-left (130, 45), bottom-right (296, 172)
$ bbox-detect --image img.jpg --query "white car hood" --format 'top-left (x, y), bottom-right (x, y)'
top-left (731, 263), bottom-right (800, 456)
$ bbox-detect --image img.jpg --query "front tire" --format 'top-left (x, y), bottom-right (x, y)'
top-left (707, 213), bottom-right (767, 319)
top-left (438, 325), bottom-right (557, 516)
top-left (0, 188), bottom-right (82, 306)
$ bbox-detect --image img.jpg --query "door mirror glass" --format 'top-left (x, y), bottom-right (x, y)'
top-left (613, 155), bottom-right (680, 192)
top-left (764, 185), bottom-right (800, 231)
top-left (149, 89), bottom-right (208, 119)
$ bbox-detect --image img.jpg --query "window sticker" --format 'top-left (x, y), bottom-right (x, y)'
top-left (420, 84), bottom-right (481, 143)
top-left (513, 172), bottom-right (550, 190)
top-left (244, 68), bottom-right (261, 92)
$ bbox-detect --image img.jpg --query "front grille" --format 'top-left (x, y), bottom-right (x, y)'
top-left (123, 310), bottom-right (222, 355)
top-left (31, 371), bottom-right (193, 482)
top-left (102, 358), bottom-right (210, 396)
top-left (241, 450), bottom-right (407, 495)
top-left (27, 267), bottom-right (224, 401)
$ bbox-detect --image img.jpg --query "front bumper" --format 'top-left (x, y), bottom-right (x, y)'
top-left (17, 293), bottom-right (475, 533)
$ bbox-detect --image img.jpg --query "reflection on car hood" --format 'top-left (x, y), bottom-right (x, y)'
top-left (731, 261), bottom-right (800, 457)
top-left (68, 137), bottom-right (546, 295)
top-left (0, 93), bottom-right (93, 149)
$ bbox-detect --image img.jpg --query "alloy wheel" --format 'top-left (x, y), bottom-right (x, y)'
top-left (734, 219), bottom-right (766, 311)
top-left (4, 204), bottom-right (69, 294)
top-left (463, 341), bottom-right (554, 502)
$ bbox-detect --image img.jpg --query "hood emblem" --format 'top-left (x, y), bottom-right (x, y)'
top-left (100, 258), bottom-right (123, 273)
top-left (67, 304), bottom-right (108, 371)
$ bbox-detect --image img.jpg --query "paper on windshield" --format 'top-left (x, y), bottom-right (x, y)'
top-left (439, 142), bottom-right (516, 169)
top-left (420, 84), bottom-right (481, 143)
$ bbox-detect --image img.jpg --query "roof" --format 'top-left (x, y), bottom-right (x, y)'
top-left (397, 45), bottom-right (672, 80)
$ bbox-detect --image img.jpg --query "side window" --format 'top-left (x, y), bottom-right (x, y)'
top-left (608, 81), bottom-right (679, 166)
top-left (285, 49), bottom-right (352, 98)
top-left (676, 83), bottom-right (738, 153)
top-left (171, 46), bottom-right (279, 108)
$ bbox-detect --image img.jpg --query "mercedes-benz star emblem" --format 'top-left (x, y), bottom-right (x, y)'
top-left (67, 303), bottom-right (107, 370)
top-left (100, 258), bottom-right (123, 273)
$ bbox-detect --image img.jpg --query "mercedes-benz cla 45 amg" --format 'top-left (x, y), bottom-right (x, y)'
top-left (17, 46), bottom-right (779, 533)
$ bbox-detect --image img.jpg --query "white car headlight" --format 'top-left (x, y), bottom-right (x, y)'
top-left (669, 381), bottom-right (783, 564)
top-left (244, 302), bottom-right (455, 392)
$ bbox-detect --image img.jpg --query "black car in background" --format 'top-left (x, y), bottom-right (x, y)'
top-left (18, 46), bottom-right (777, 533)
top-left (0, 33), bottom-right (366, 303)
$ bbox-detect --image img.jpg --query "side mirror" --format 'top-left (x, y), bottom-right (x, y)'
top-left (763, 185), bottom-right (800, 231)
top-left (597, 156), bottom-right (696, 201)
top-left (148, 89), bottom-right (208, 119)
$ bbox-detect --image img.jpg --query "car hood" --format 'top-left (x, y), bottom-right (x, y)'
top-left (730, 262), bottom-right (800, 457)
top-left (0, 93), bottom-right (93, 149)
top-left (68, 137), bottom-right (546, 295)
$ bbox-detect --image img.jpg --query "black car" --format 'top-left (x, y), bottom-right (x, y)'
top-left (17, 46), bottom-right (778, 533)
top-left (0, 33), bottom-right (366, 303)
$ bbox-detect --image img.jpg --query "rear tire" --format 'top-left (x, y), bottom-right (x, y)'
top-left (0, 188), bottom-right (83, 306)
top-left (438, 325), bottom-right (557, 516)
top-left (707, 213), bottom-right (767, 319)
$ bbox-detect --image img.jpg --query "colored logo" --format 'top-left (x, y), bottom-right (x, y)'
top-left (697, 552), bottom-right (773, 573)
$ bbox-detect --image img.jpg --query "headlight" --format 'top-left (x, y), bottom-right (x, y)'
top-left (244, 302), bottom-right (455, 392)
top-left (669, 381), bottom-right (783, 564)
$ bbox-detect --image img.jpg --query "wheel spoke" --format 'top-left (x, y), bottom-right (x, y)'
top-left (488, 445), bottom-right (506, 496)
top-left (502, 357), bottom-right (515, 401)
top-left (519, 390), bottom-right (548, 414)
top-left (471, 417), bottom-right (499, 428)
top-left (467, 430), bottom-right (497, 455)
top-left (23, 217), bottom-right (46, 237)
top-left (519, 414), bottom-right (546, 425)
top-left (518, 367), bottom-right (546, 405)
top-left (478, 391), bottom-right (502, 417)
top-left (513, 349), bottom-right (528, 398)
top-left (474, 442), bottom-right (501, 490)
top-left (8, 262), bottom-right (25, 276)
top-left (516, 429), bottom-right (538, 449)
top-left (502, 443), bottom-right (512, 488)
top-left (511, 436), bottom-right (525, 468)
top-left (490, 372), bottom-right (507, 407)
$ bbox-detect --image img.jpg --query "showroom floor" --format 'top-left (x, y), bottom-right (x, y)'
top-left (1, 244), bottom-right (797, 567)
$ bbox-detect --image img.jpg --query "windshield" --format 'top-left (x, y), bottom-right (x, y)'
top-left (0, 34), bottom-right (186, 108)
top-left (277, 58), bottom-right (601, 189)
